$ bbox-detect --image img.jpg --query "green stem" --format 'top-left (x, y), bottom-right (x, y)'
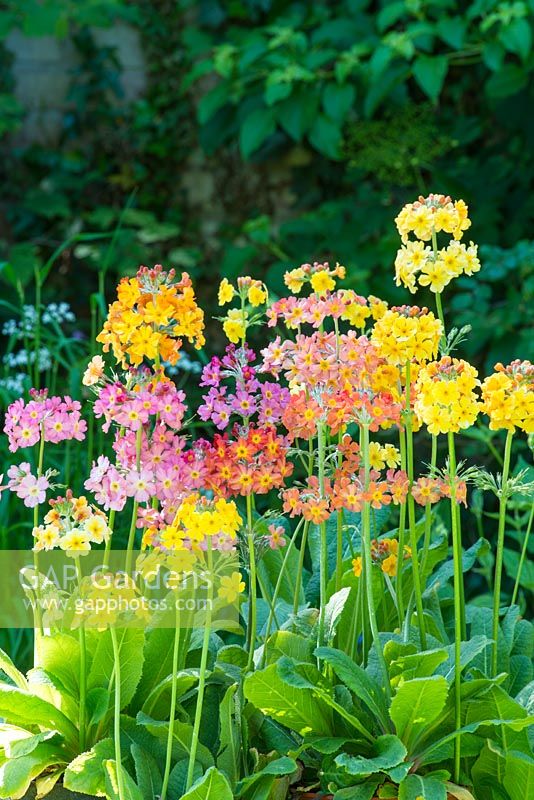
top-left (125, 427), bottom-right (142, 575)
top-left (335, 430), bottom-right (344, 592)
top-left (33, 268), bottom-right (42, 389)
top-left (33, 431), bottom-right (46, 645)
top-left (405, 361), bottom-right (427, 648)
top-left (292, 520), bottom-right (309, 617)
top-left (511, 501), bottom-right (534, 606)
top-left (75, 557), bottom-right (86, 752)
top-left (421, 435), bottom-right (438, 577)
top-left (396, 427), bottom-right (407, 626)
top-left (361, 424), bottom-right (390, 701)
top-left (317, 423), bottom-right (328, 648)
top-left (110, 626), bottom-right (125, 800)
top-left (186, 540), bottom-right (213, 791)
top-left (246, 494), bottom-right (257, 672)
top-left (492, 429), bottom-right (514, 676)
top-left (447, 431), bottom-right (463, 784)
top-left (263, 518), bottom-right (305, 662)
top-left (103, 509), bottom-right (116, 570)
top-left (160, 601), bottom-right (181, 800)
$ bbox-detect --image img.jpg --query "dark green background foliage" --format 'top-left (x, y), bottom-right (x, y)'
top-left (0, 0), bottom-right (533, 368)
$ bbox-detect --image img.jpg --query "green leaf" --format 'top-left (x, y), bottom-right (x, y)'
top-left (336, 734), bottom-right (407, 777)
top-left (0, 742), bottom-right (65, 799)
top-left (133, 628), bottom-right (175, 710)
top-left (308, 113), bottom-right (342, 159)
top-left (239, 108), bottom-right (276, 159)
top-left (276, 89), bottom-right (320, 141)
top-left (181, 766), bottom-right (233, 800)
top-left (131, 743), bottom-right (162, 799)
top-left (86, 686), bottom-right (111, 726)
top-left (315, 646), bottom-right (389, 727)
top-left (105, 759), bottom-right (144, 800)
top-left (499, 19), bottom-right (532, 62)
top-left (88, 628), bottom-right (144, 710)
top-left (389, 677), bottom-right (449, 749)
top-left (399, 773), bottom-right (447, 800)
top-left (0, 649), bottom-right (28, 691)
top-left (244, 663), bottom-right (333, 736)
top-left (412, 55), bottom-right (448, 102)
top-left (334, 778), bottom-right (380, 799)
top-left (0, 685), bottom-right (77, 744)
top-left (39, 633), bottom-right (80, 699)
top-left (436, 17), bottom-right (466, 49)
top-left (322, 83), bottom-right (355, 123)
top-left (198, 83), bottom-right (229, 125)
top-left (387, 643), bottom-right (448, 683)
top-left (217, 683), bottom-right (239, 787)
top-left (472, 741), bottom-right (506, 800)
top-left (486, 65), bottom-right (528, 98)
top-left (504, 750), bottom-right (534, 800)
top-left (436, 636), bottom-right (493, 682)
top-left (63, 738), bottom-right (115, 795)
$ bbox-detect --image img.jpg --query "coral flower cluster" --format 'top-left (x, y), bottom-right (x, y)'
top-left (415, 356), bottom-right (481, 435)
top-left (482, 360), bottom-right (534, 433)
top-left (97, 265), bottom-right (205, 367)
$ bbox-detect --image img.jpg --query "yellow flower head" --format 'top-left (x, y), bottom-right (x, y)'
top-left (311, 270), bottom-right (336, 294)
top-left (247, 281), bottom-right (267, 307)
top-left (415, 356), bottom-right (481, 435)
top-left (395, 194), bottom-right (471, 244)
top-left (218, 571), bottom-right (246, 603)
top-left (222, 308), bottom-right (248, 343)
top-left (218, 278), bottom-right (235, 306)
top-left (482, 360), bottom-right (534, 433)
top-left (371, 306), bottom-right (442, 366)
top-left (284, 267), bottom-right (306, 294)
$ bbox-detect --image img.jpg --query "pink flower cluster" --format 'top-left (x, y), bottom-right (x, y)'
top-left (266, 290), bottom-right (368, 329)
top-left (4, 390), bottom-right (86, 453)
top-left (93, 377), bottom-right (186, 433)
top-left (6, 463), bottom-right (50, 508)
top-left (198, 344), bottom-right (290, 430)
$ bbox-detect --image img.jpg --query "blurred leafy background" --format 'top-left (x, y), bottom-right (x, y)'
top-left (0, 0), bottom-right (533, 667)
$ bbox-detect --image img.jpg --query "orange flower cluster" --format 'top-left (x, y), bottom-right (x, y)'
top-left (97, 265), bottom-right (205, 367)
top-left (412, 476), bottom-right (467, 506)
top-left (202, 425), bottom-right (293, 497)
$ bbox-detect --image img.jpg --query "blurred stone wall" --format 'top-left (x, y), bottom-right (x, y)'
top-left (5, 23), bottom-right (146, 144)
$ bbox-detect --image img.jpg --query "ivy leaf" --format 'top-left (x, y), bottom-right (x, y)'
top-left (486, 65), bottom-right (528, 98)
top-left (239, 108), bottom-right (276, 159)
top-left (412, 55), bottom-right (448, 102)
top-left (436, 17), bottom-right (466, 49)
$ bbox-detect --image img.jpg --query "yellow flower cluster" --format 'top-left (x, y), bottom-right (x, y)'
top-left (395, 240), bottom-right (481, 294)
top-left (395, 194), bottom-right (471, 244)
top-left (482, 360), bottom-right (534, 433)
top-left (369, 442), bottom-right (401, 470)
top-left (371, 306), bottom-right (442, 365)
top-left (353, 538), bottom-right (410, 578)
top-left (284, 261), bottom-right (345, 295)
top-left (79, 573), bottom-right (143, 630)
top-left (160, 494), bottom-right (242, 550)
top-left (415, 356), bottom-right (481, 435)
top-left (97, 266), bottom-right (205, 367)
top-left (34, 495), bottom-right (110, 555)
top-left (218, 276), bottom-right (268, 343)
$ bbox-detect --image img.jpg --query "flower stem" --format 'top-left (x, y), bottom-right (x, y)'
top-left (405, 360), bottom-right (427, 648)
top-left (396, 427), bottom-right (407, 626)
top-left (447, 431), bottom-right (463, 784)
top-left (125, 426), bottom-right (142, 575)
top-left (492, 428), bottom-right (514, 676)
top-left (110, 626), bottom-right (125, 800)
top-left (103, 509), bottom-right (116, 570)
top-left (75, 557), bottom-right (86, 753)
top-left (292, 520), bottom-right (309, 617)
top-left (317, 422), bottom-right (328, 648)
top-left (245, 493), bottom-right (257, 672)
top-left (160, 601), bottom-right (181, 800)
top-left (421, 434), bottom-right (438, 577)
top-left (361, 424), bottom-right (390, 701)
top-left (511, 502), bottom-right (534, 607)
top-left (33, 431), bottom-right (46, 650)
top-left (186, 539), bottom-right (213, 791)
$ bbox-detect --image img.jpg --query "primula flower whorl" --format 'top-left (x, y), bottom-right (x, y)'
top-left (395, 194), bottom-right (471, 244)
top-left (414, 356), bottom-right (481, 435)
top-left (482, 360), bottom-right (534, 433)
top-left (97, 265), bottom-right (205, 368)
top-left (371, 305), bottom-right (442, 365)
